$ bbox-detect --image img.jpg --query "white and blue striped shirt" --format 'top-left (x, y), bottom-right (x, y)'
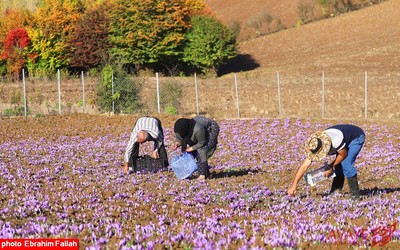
top-left (124, 117), bottom-right (164, 162)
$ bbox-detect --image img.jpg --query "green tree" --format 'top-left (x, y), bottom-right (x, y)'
top-left (108, 0), bottom-right (205, 73)
top-left (183, 15), bottom-right (238, 75)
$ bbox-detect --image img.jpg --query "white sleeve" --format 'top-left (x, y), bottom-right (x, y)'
top-left (325, 128), bottom-right (345, 151)
top-left (124, 132), bottom-right (137, 162)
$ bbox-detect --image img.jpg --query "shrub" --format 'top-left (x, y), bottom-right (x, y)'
top-left (246, 11), bottom-right (273, 36)
top-left (318, 0), bottom-right (355, 16)
top-left (297, 0), bottom-right (315, 24)
top-left (227, 21), bottom-right (241, 39)
top-left (3, 89), bottom-right (28, 116)
top-left (3, 106), bottom-right (27, 116)
top-left (96, 65), bottom-right (142, 114)
top-left (3, 108), bottom-right (16, 116)
top-left (164, 105), bottom-right (178, 115)
top-left (246, 16), bottom-right (263, 36)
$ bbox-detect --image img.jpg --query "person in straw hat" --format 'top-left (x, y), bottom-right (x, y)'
top-left (287, 124), bottom-right (365, 200)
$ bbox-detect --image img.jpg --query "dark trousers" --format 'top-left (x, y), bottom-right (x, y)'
top-left (330, 164), bottom-right (345, 192)
top-left (194, 120), bottom-right (219, 176)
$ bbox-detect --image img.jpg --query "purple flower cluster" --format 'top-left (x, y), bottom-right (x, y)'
top-left (0, 117), bottom-right (399, 249)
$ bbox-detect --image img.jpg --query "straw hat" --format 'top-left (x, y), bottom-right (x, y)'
top-left (305, 131), bottom-right (332, 161)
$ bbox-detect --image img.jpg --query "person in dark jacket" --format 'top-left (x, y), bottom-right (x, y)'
top-left (123, 116), bottom-right (168, 174)
top-left (287, 124), bottom-right (365, 200)
top-left (173, 116), bottom-right (219, 180)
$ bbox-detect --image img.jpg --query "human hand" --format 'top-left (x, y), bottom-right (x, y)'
top-left (324, 168), bottom-right (333, 177)
top-left (123, 163), bottom-right (129, 174)
top-left (171, 141), bottom-right (181, 150)
top-left (185, 147), bottom-right (193, 152)
top-left (287, 185), bottom-right (297, 196)
top-left (152, 150), bottom-right (159, 158)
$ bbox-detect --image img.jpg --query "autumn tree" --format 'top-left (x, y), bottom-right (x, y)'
top-left (0, 8), bottom-right (33, 76)
top-left (182, 15), bottom-right (238, 75)
top-left (108, 0), bottom-right (205, 73)
top-left (27, 0), bottom-right (85, 75)
top-left (0, 28), bottom-right (31, 78)
top-left (68, 2), bottom-right (112, 71)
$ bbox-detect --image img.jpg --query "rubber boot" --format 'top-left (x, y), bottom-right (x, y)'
top-left (347, 174), bottom-right (360, 201)
top-left (329, 174), bottom-right (345, 195)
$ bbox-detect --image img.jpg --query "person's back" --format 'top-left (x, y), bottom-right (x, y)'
top-left (193, 116), bottom-right (212, 127)
top-left (123, 116), bottom-right (168, 174)
top-left (173, 116), bottom-right (219, 180)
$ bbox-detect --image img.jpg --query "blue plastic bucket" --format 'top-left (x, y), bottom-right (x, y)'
top-left (171, 152), bottom-right (198, 179)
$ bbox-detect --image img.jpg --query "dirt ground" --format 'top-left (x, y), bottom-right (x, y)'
top-left (1, 71), bottom-right (400, 122)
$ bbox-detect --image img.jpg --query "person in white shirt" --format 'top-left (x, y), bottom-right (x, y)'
top-left (288, 124), bottom-right (365, 200)
top-left (123, 117), bottom-right (168, 174)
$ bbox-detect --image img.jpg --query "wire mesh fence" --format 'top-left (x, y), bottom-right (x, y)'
top-left (0, 70), bottom-right (399, 121)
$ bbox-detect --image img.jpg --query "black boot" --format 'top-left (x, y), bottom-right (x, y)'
top-left (329, 174), bottom-right (345, 195)
top-left (347, 174), bottom-right (360, 201)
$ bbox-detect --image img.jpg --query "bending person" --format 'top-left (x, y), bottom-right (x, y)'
top-left (288, 124), bottom-right (365, 201)
top-left (123, 116), bottom-right (168, 174)
top-left (173, 116), bottom-right (219, 180)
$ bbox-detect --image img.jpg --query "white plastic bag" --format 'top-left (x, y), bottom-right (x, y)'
top-left (304, 162), bottom-right (336, 186)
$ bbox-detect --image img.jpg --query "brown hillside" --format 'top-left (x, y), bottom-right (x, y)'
top-left (206, 0), bottom-right (321, 39)
top-left (207, 0), bottom-right (400, 75)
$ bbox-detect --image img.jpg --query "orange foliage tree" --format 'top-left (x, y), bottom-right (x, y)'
top-left (28, 0), bottom-right (85, 74)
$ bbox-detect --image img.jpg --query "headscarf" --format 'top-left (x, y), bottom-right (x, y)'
top-left (174, 118), bottom-right (196, 146)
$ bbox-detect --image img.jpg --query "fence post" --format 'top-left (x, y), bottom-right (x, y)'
top-left (365, 71), bottom-right (368, 119)
top-left (277, 72), bottom-right (281, 117)
top-left (194, 73), bottom-right (199, 115)
top-left (156, 72), bottom-right (160, 113)
top-left (112, 72), bottom-right (115, 114)
top-left (322, 71), bottom-right (325, 119)
top-left (81, 71), bottom-right (85, 113)
top-left (22, 69), bottom-right (27, 117)
top-left (234, 73), bottom-right (240, 118)
top-left (57, 69), bottom-right (61, 114)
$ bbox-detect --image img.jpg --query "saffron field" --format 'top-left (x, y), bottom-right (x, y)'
top-left (0, 114), bottom-right (399, 249)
